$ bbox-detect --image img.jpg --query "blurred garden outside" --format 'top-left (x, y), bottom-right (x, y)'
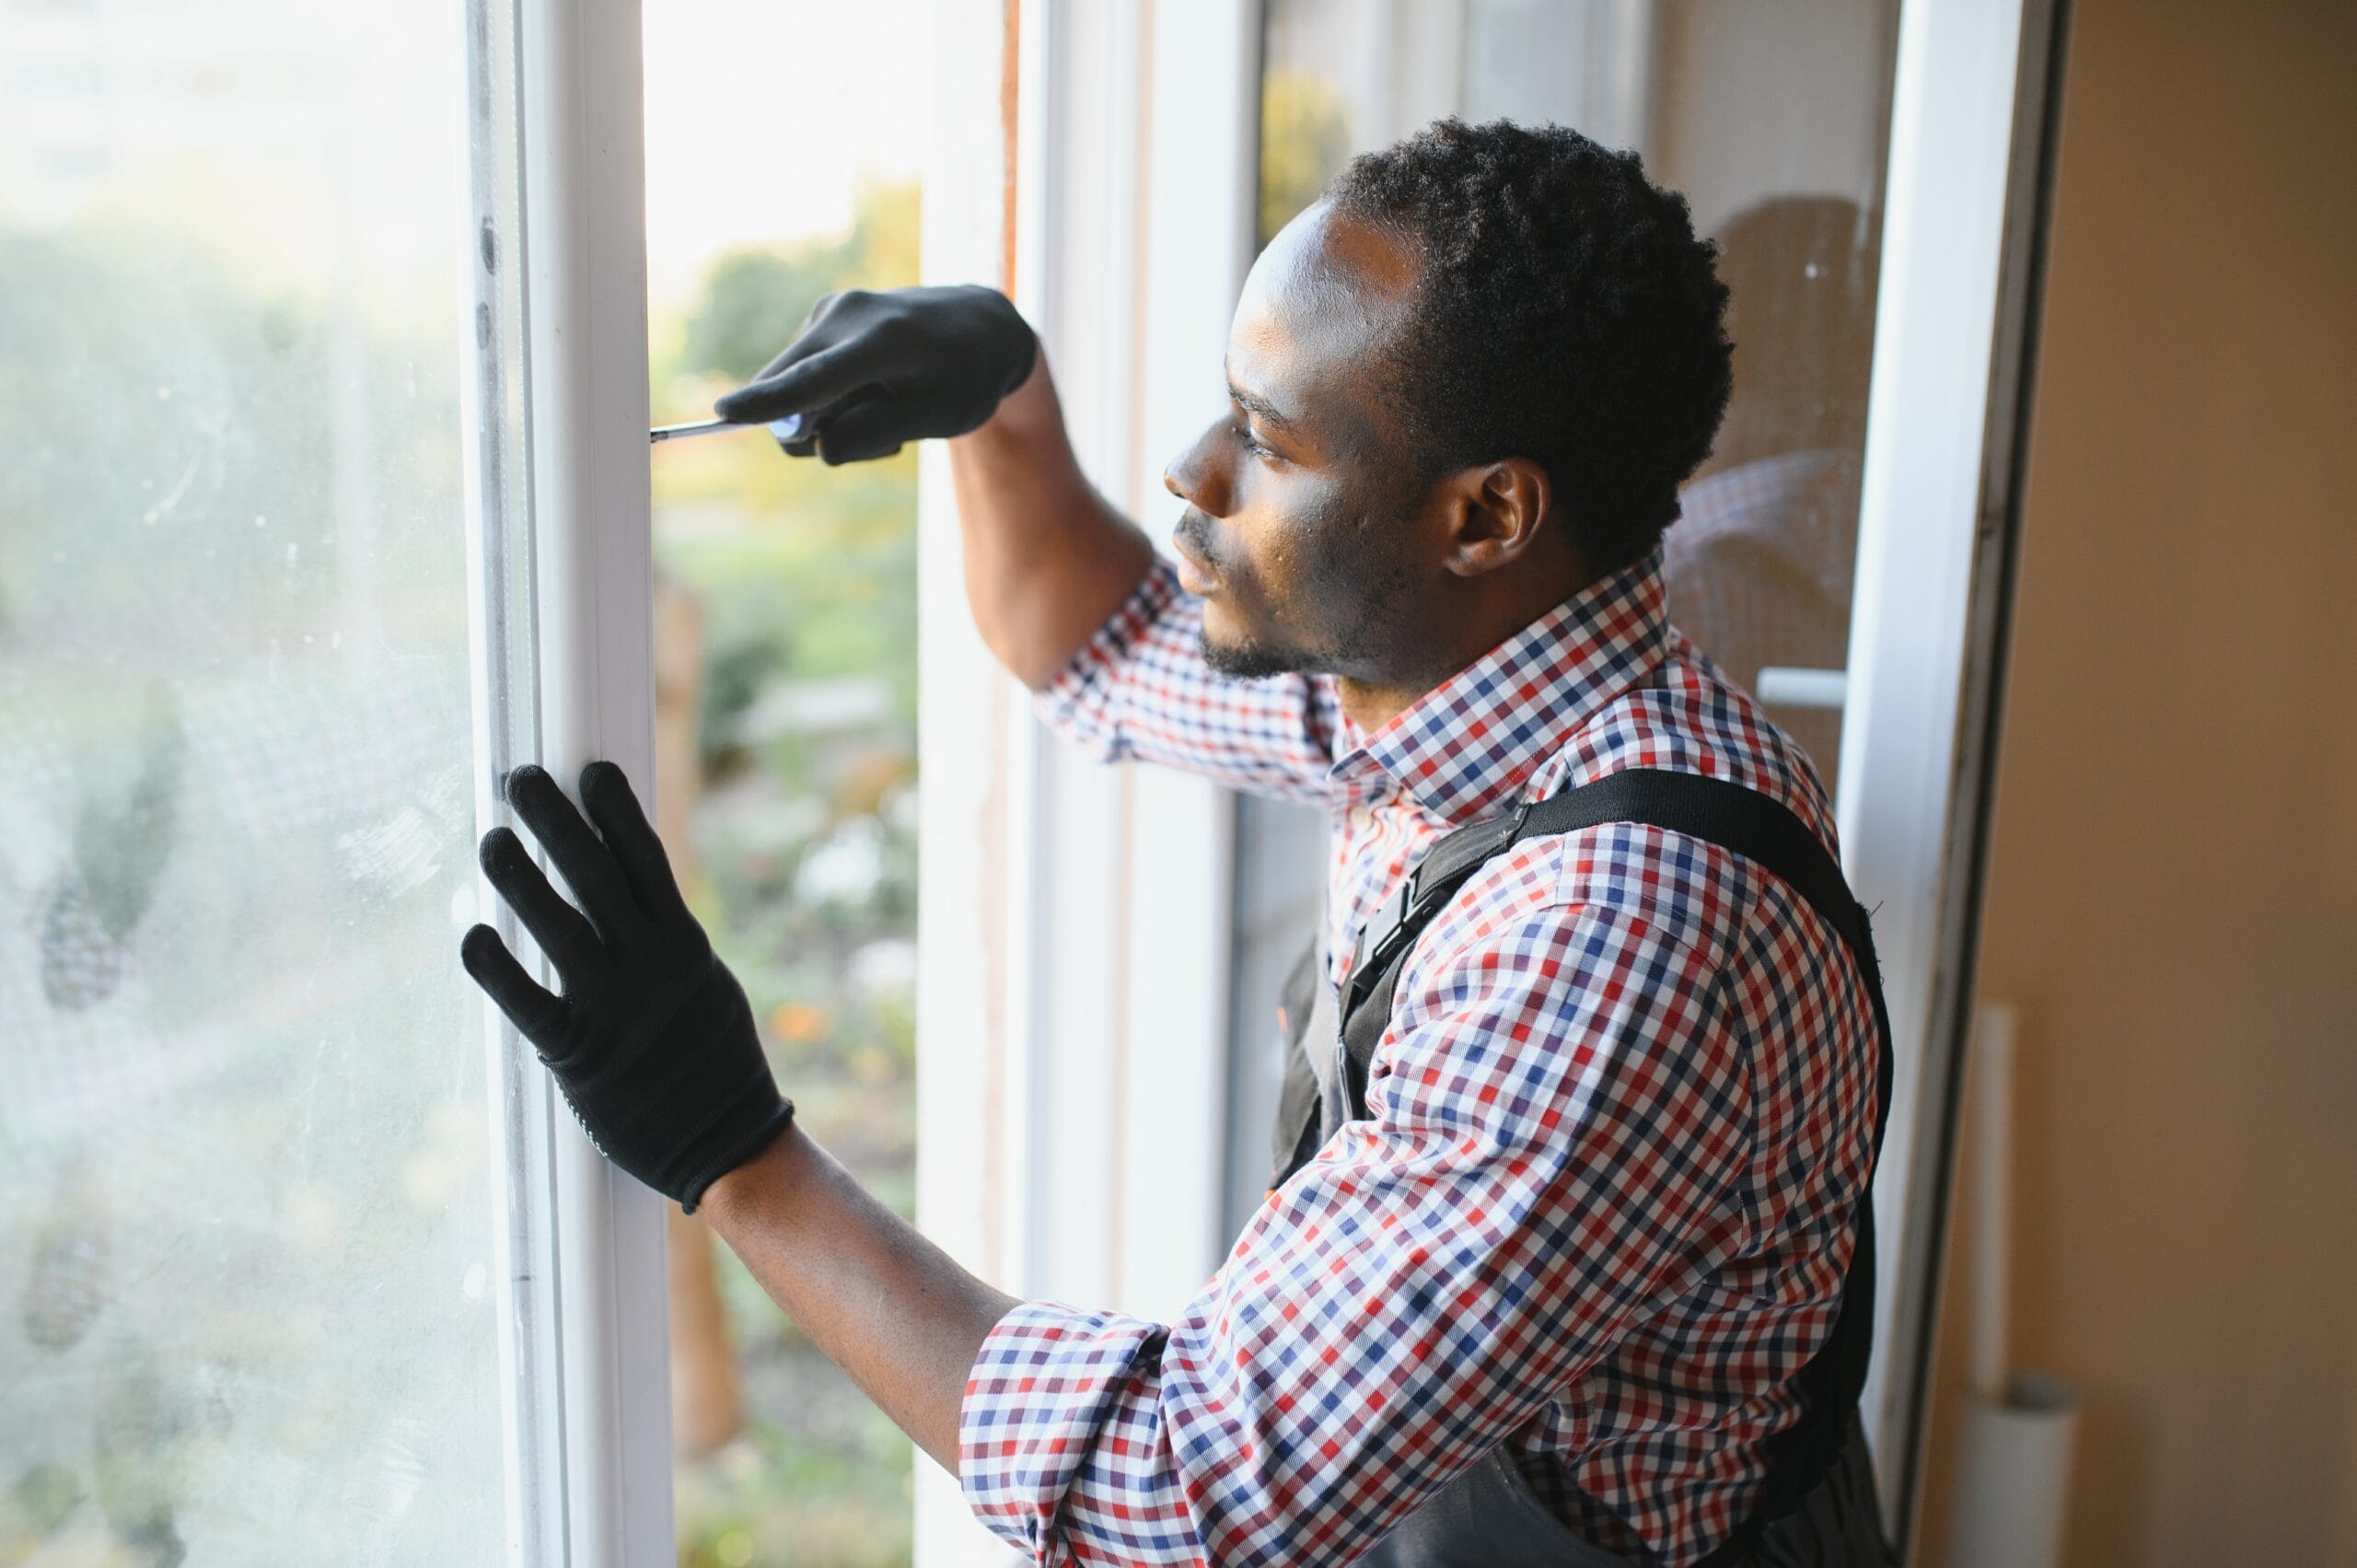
top-left (651, 179), bottom-right (924, 1568)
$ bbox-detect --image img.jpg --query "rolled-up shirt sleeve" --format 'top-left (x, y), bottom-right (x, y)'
top-left (1037, 556), bottom-right (1343, 807)
top-left (958, 876), bottom-right (1770, 1567)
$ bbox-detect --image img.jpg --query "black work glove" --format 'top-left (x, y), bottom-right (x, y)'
top-left (711, 284), bottom-right (1037, 465)
top-left (459, 762), bottom-right (792, 1212)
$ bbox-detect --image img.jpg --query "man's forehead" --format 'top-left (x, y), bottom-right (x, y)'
top-left (1228, 203), bottom-right (1421, 429)
top-left (1259, 200), bottom-right (1420, 293)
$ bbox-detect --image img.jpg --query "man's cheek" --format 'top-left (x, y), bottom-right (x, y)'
top-left (1204, 571), bottom-right (1286, 659)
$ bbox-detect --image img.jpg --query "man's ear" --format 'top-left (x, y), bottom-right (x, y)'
top-left (1438, 457), bottom-right (1555, 579)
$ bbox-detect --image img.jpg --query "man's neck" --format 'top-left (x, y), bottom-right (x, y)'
top-left (1332, 565), bottom-right (1602, 737)
top-left (1332, 675), bottom-right (1436, 737)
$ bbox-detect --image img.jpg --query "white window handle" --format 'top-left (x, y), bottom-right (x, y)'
top-left (1755, 667), bottom-right (1849, 711)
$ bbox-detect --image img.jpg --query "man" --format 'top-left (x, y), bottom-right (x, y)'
top-left (462, 120), bottom-right (1889, 1566)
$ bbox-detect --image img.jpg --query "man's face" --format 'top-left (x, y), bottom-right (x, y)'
top-left (1164, 203), bottom-right (1438, 682)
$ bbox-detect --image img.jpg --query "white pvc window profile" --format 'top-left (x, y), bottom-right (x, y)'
top-left (1835, 0), bottom-right (2061, 1539)
top-left (458, 0), bottom-right (566, 1559)
top-left (460, 0), bottom-right (674, 1562)
top-left (521, 0), bottom-right (676, 1561)
top-left (1001, 0), bottom-right (1257, 1333)
top-left (911, 3), bottom-right (1260, 1560)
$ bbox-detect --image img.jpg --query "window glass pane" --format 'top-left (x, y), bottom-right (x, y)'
top-left (0, 4), bottom-right (524, 1560)
top-left (640, 5), bottom-right (932, 1563)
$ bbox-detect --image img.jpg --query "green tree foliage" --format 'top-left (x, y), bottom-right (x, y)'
top-left (678, 180), bottom-right (920, 385)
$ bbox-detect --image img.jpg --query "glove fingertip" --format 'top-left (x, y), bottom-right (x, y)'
top-left (714, 377), bottom-right (799, 424)
top-left (478, 824), bottom-right (518, 872)
top-left (580, 760), bottom-right (657, 832)
top-left (504, 762), bottom-right (552, 808)
top-left (578, 757), bottom-right (624, 799)
top-left (460, 923), bottom-right (566, 1042)
top-left (459, 923), bottom-right (512, 986)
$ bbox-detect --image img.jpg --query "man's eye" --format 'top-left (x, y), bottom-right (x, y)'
top-left (1233, 423), bottom-right (1271, 459)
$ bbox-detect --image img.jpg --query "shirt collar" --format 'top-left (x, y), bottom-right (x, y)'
top-left (1331, 549), bottom-right (1671, 822)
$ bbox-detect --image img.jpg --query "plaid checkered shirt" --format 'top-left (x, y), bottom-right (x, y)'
top-left (958, 548), bottom-right (1881, 1567)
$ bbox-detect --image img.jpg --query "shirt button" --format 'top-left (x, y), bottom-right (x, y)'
top-left (1348, 804), bottom-right (1373, 831)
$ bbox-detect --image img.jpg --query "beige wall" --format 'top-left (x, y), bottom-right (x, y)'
top-left (1916, 0), bottom-right (2357, 1563)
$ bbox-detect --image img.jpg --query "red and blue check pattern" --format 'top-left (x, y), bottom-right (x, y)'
top-left (962, 550), bottom-right (1881, 1566)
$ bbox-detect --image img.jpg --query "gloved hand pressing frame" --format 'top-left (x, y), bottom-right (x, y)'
top-left (460, 761), bottom-right (793, 1212)
top-left (712, 285), bottom-right (1038, 465)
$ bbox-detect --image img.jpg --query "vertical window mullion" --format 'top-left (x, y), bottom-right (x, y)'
top-left (1836, 0), bottom-right (2049, 1523)
top-left (514, 0), bottom-right (672, 1562)
top-left (458, 0), bottom-right (566, 1559)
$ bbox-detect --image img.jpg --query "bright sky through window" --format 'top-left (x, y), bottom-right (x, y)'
top-left (640, 0), bottom-right (930, 310)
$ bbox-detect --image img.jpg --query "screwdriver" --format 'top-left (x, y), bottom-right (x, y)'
top-left (649, 413), bottom-right (806, 445)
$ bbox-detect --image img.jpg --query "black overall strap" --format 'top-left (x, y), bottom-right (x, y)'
top-left (1330, 768), bottom-right (1895, 1566)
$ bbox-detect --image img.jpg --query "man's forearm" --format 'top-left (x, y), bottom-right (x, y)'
top-left (697, 1125), bottom-right (1018, 1476)
top-left (947, 347), bottom-right (1158, 688)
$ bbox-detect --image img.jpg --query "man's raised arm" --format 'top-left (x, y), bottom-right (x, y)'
top-left (721, 284), bottom-right (1340, 804)
top-left (713, 285), bottom-right (1155, 688)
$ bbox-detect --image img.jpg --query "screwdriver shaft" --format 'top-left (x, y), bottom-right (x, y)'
top-left (649, 413), bottom-right (804, 444)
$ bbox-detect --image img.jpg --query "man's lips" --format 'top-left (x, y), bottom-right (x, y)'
top-left (1171, 530), bottom-right (1220, 596)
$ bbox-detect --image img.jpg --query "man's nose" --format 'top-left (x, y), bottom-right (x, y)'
top-left (1165, 420), bottom-right (1233, 516)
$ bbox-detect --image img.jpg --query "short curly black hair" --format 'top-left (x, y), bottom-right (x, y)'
top-left (1327, 119), bottom-right (1733, 573)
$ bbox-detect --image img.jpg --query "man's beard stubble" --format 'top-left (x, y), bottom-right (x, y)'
top-left (1198, 625), bottom-right (1310, 682)
top-left (1178, 506), bottom-right (1422, 685)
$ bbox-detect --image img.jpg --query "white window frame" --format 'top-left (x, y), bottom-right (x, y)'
top-left (459, 0), bottom-right (565, 1559)
top-left (1003, 0), bottom-right (1264, 1329)
top-left (523, 0), bottom-right (678, 1551)
top-left (1841, 0), bottom-right (2064, 1544)
top-left (913, 2), bottom-right (1262, 1563)
top-left (460, 0), bottom-right (675, 1562)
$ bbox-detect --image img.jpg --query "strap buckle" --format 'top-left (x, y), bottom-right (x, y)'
top-left (1343, 799), bottom-right (1536, 1007)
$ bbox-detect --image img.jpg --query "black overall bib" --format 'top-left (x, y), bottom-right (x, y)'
top-left (1269, 770), bottom-right (1898, 1568)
